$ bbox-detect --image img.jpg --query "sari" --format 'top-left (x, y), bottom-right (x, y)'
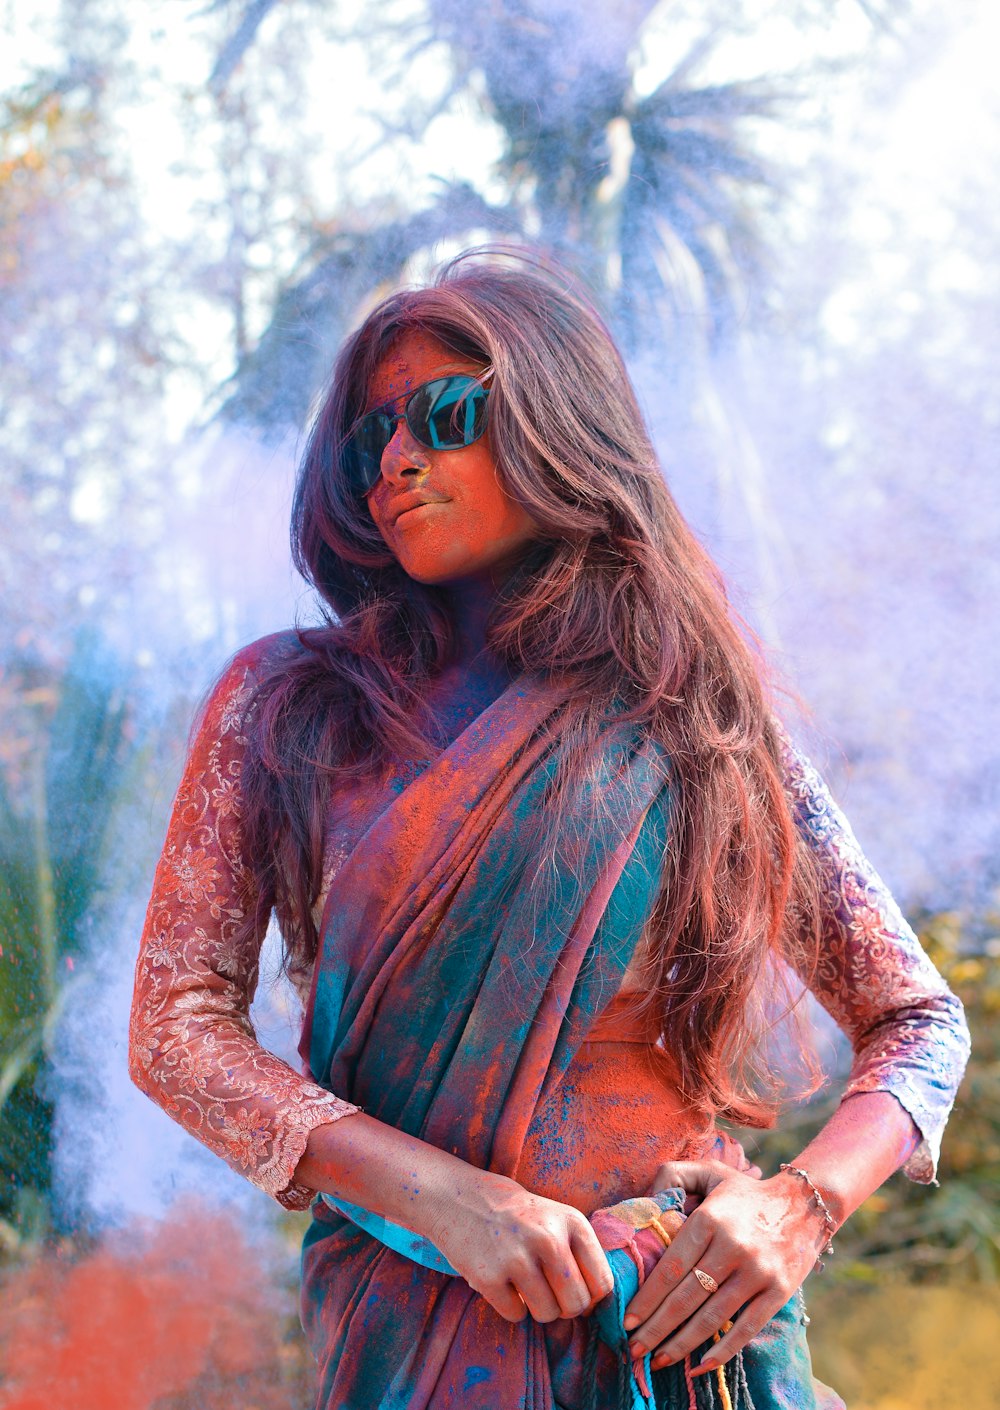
top-left (296, 672), bottom-right (840, 1410)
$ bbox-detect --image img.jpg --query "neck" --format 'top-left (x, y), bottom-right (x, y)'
top-left (440, 568), bottom-right (504, 667)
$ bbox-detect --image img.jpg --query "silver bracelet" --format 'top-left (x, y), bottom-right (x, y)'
top-left (779, 1163), bottom-right (837, 1269)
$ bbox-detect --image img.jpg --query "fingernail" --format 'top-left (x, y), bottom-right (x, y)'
top-left (623, 1314), bottom-right (638, 1330)
top-left (691, 1362), bottom-right (717, 1377)
top-left (652, 1354), bottom-right (673, 1369)
top-left (628, 1340), bottom-right (645, 1358)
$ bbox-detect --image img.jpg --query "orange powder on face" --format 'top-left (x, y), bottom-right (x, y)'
top-left (364, 331), bottom-right (538, 587)
top-left (0, 1202), bottom-right (296, 1410)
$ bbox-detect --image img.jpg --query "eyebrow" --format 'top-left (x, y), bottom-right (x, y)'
top-left (363, 367), bottom-right (493, 419)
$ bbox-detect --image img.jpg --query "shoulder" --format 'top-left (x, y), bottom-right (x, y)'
top-left (196, 630), bottom-right (307, 738)
top-left (228, 628), bottom-right (308, 681)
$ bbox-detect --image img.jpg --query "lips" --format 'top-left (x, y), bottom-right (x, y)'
top-left (389, 494), bottom-right (449, 526)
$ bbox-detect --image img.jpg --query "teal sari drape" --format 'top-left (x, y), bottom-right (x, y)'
top-left (298, 675), bottom-right (670, 1409)
top-left (297, 674), bottom-right (841, 1410)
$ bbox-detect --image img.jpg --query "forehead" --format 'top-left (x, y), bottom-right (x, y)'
top-left (366, 329), bottom-right (481, 408)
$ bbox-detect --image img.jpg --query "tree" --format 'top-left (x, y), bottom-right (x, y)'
top-left (0, 61), bottom-right (170, 663)
top-left (211, 0), bottom-right (904, 442)
top-left (0, 637), bottom-right (138, 1241)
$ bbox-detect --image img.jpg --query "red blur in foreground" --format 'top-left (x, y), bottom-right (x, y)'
top-left (0, 1202), bottom-right (300, 1410)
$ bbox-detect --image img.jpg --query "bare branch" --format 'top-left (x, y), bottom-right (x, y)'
top-left (208, 0), bottom-right (281, 95)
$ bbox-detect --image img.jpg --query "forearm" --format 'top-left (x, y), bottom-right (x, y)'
top-left (294, 1110), bottom-right (493, 1239)
top-left (624, 1095), bottom-right (924, 1366)
top-left (774, 1089), bottom-right (921, 1231)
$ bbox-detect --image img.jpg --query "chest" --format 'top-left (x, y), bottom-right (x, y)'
top-left (305, 662), bottom-right (650, 995)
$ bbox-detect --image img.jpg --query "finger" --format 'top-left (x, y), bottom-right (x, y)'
top-left (732, 1150), bottom-right (763, 1179)
top-left (649, 1160), bottom-right (735, 1197)
top-left (688, 1290), bottom-right (780, 1374)
top-left (649, 1279), bottom-right (754, 1369)
top-left (628, 1260), bottom-right (738, 1359)
top-left (490, 1283), bottom-right (530, 1323)
top-left (514, 1265), bottom-right (564, 1324)
top-left (570, 1227), bottom-right (615, 1308)
top-left (539, 1247), bottom-right (598, 1320)
top-left (623, 1218), bottom-right (713, 1335)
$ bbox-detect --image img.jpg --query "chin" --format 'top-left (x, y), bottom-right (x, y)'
top-left (401, 565), bottom-right (483, 586)
top-left (395, 552), bottom-right (498, 585)
top-left (392, 536), bottom-right (537, 588)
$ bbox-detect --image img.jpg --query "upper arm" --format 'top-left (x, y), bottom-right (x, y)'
top-left (128, 636), bottom-right (359, 1207)
top-left (778, 735), bottom-right (953, 1036)
top-left (778, 732), bottom-right (970, 1181)
top-left (130, 648), bottom-right (265, 1070)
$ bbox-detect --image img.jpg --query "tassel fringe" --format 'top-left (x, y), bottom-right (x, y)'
top-left (580, 1321), bottom-right (757, 1410)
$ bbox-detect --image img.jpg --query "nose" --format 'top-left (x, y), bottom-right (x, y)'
top-left (379, 418), bottom-right (429, 484)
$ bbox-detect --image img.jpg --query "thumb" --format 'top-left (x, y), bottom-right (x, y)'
top-left (648, 1159), bottom-right (744, 1198)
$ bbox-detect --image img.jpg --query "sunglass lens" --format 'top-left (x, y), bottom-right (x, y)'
top-left (343, 375), bottom-right (490, 496)
top-left (345, 411), bottom-right (394, 495)
top-left (412, 376), bottom-right (489, 450)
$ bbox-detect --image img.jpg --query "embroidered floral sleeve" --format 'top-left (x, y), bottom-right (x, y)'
top-left (128, 640), bottom-right (359, 1210)
top-left (781, 738), bottom-right (971, 1184)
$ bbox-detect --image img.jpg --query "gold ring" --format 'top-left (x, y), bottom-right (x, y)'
top-left (694, 1267), bottom-right (719, 1294)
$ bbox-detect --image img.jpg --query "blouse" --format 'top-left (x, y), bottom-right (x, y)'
top-left (128, 642), bottom-right (971, 1211)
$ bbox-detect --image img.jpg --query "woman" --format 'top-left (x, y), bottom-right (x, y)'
top-left (129, 252), bottom-right (970, 1409)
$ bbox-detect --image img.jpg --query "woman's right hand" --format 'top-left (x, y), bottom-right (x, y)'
top-left (296, 1114), bottom-right (612, 1322)
top-left (428, 1169), bottom-right (614, 1324)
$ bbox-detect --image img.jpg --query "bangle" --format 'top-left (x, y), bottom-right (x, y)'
top-left (779, 1163), bottom-right (837, 1270)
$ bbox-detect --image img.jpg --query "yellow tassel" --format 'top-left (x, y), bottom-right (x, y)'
top-left (712, 1329), bottom-right (734, 1410)
top-left (602, 1197), bottom-right (683, 1249)
top-left (649, 1214), bottom-right (673, 1249)
top-left (716, 1363), bottom-right (733, 1410)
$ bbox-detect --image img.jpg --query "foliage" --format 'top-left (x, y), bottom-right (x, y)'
top-left (730, 911), bottom-right (1000, 1286)
top-left (0, 636), bottom-right (140, 1247)
top-left (215, 0), bottom-right (900, 435)
top-left (0, 58), bottom-right (175, 663)
top-left (220, 180), bottom-right (520, 434)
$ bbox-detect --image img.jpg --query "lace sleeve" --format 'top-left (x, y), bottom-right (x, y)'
top-left (128, 640), bottom-right (359, 1210)
top-left (780, 738), bottom-right (971, 1185)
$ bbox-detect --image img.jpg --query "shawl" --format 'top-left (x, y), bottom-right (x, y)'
top-left (298, 672), bottom-right (672, 1409)
top-left (295, 673), bottom-right (840, 1410)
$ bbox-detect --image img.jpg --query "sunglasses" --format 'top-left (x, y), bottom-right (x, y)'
top-left (342, 371), bottom-right (493, 497)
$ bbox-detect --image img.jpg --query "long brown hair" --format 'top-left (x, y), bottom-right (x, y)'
top-left (238, 249), bottom-right (822, 1127)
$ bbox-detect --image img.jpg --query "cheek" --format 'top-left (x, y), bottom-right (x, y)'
top-left (446, 483), bottom-right (538, 561)
top-left (448, 496), bottom-right (518, 553)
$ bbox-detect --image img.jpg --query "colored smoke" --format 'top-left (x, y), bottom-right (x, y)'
top-left (2, 19), bottom-right (996, 1406)
top-left (0, 1203), bottom-right (301, 1410)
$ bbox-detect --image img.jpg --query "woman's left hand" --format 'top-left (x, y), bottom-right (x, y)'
top-left (622, 1160), bottom-right (831, 1376)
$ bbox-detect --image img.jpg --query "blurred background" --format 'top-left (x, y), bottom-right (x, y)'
top-left (1, 1), bottom-right (998, 1406)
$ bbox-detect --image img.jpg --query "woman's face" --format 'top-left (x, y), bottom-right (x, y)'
top-left (363, 331), bottom-right (539, 587)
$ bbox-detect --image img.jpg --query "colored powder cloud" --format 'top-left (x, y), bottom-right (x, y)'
top-left (0, 1202), bottom-right (304, 1410)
